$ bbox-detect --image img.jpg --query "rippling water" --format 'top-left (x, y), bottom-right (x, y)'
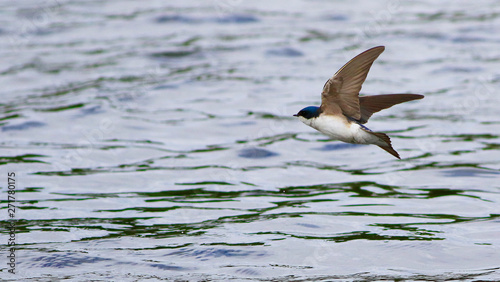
top-left (2, 0), bottom-right (500, 280)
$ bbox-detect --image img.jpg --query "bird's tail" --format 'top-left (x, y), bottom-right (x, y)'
top-left (369, 132), bottom-right (401, 159)
top-left (377, 144), bottom-right (400, 159)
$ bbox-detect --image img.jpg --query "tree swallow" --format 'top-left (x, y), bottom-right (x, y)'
top-left (294, 46), bottom-right (424, 159)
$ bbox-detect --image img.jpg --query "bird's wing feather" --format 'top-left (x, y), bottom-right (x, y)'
top-left (358, 93), bottom-right (424, 123)
top-left (320, 46), bottom-right (385, 119)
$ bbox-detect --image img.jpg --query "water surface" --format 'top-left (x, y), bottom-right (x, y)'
top-left (1, 0), bottom-right (500, 280)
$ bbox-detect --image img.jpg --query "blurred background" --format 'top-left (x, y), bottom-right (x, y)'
top-left (1, 0), bottom-right (500, 280)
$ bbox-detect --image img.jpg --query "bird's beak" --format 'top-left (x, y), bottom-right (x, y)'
top-left (293, 114), bottom-right (298, 117)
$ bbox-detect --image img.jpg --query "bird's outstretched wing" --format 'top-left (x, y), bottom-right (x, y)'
top-left (320, 46), bottom-right (385, 119)
top-left (358, 93), bottom-right (424, 123)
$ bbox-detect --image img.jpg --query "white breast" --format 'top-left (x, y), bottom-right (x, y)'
top-left (299, 115), bottom-right (381, 145)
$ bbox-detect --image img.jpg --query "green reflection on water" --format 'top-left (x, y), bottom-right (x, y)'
top-left (0, 154), bottom-right (47, 165)
top-left (36, 103), bottom-right (85, 112)
top-left (4, 179), bottom-right (499, 247)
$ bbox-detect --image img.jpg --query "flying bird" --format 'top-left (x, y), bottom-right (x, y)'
top-left (294, 46), bottom-right (423, 159)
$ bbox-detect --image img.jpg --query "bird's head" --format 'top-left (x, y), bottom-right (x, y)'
top-left (293, 106), bottom-right (320, 119)
top-left (293, 106), bottom-right (321, 126)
